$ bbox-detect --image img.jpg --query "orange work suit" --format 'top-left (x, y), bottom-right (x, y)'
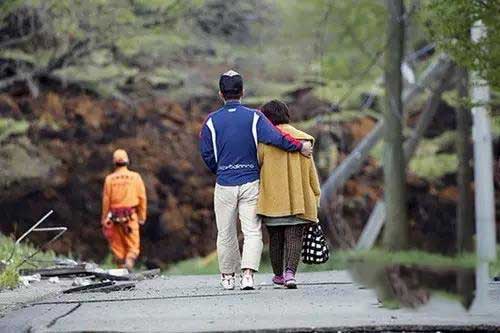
top-left (101, 167), bottom-right (147, 262)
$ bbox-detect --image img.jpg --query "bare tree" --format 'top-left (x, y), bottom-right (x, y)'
top-left (382, 0), bottom-right (408, 250)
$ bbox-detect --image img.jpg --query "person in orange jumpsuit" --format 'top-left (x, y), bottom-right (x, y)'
top-left (101, 149), bottom-right (147, 271)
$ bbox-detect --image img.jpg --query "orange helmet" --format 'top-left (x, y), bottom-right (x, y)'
top-left (113, 149), bottom-right (129, 164)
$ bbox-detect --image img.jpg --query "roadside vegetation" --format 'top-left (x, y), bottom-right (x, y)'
top-left (0, 234), bottom-right (56, 289)
top-left (167, 247), bottom-right (500, 277)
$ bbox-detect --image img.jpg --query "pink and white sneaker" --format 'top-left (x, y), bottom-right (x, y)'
top-left (284, 269), bottom-right (297, 289)
top-left (272, 274), bottom-right (284, 286)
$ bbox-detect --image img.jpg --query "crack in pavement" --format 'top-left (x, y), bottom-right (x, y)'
top-left (29, 281), bottom-right (353, 307)
top-left (31, 291), bottom-right (254, 306)
top-left (46, 303), bottom-right (81, 329)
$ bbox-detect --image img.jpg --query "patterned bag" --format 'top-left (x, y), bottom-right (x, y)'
top-left (301, 224), bottom-right (329, 264)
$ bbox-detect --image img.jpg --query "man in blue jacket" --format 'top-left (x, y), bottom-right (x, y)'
top-left (199, 70), bottom-right (312, 290)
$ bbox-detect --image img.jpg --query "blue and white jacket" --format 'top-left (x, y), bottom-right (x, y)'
top-left (199, 100), bottom-right (303, 186)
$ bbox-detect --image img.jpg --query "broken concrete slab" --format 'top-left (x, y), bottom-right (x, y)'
top-left (87, 282), bottom-right (136, 293)
top-left (62, 281), bottom-right (136, 294)
top-left (63, 281), bottom-right (114, 294)
top-left (93, 271), bottom-right (130, 281)
top-left (19, 265), bottom-right (89, 278)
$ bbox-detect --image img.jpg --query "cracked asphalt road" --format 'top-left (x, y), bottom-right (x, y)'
top-left (1, 271), bottom-right (499, 332)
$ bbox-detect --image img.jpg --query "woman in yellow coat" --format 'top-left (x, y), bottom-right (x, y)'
top-left (257, 100), bottom-right (321, 288)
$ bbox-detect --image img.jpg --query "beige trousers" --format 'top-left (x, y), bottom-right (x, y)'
top-left (214, 180), bottom-right (263, 273)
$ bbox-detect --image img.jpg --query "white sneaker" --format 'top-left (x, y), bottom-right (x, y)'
top-left (220, 274), bottom-right (235, 290)
top-left (240, 272), bottom-right (255, 290)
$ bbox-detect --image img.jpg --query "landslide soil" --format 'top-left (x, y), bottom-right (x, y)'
top-left (0, 87), bottom-right (498, 267)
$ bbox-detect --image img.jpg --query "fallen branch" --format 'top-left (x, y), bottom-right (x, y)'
top-left (320, 54), bottom-right (453, 211)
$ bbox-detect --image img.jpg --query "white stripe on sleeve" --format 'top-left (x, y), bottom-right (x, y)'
top-left (206, 118), bottom-right (218, 163)
top-left (252, 113), bottom-right (259, 149)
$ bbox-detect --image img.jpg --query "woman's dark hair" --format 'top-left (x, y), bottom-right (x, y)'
top-left (261, 100), bottom-right (290, 125)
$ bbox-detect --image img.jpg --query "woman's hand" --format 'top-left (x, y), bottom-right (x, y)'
top-left (300, 141), bottom-right (313, 157)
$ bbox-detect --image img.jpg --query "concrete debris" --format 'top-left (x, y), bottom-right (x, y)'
top-left (63, 281), bottom-right (115, 294)
top-left (93, 271), bottom-right (130, 281)
top-left (16, 259), bottom-right (155, 293)
top-left (72, 277), bottom-right (93, 287)
top-left (127, 269), bottom-right (160, 281)
top-left (107, 268), bottom-right (129, 277)
top-left (84, 262), bottom-right (101, 272)
top-left (48, 277), bottom-right (60, 284)
top-left (88, 282), bottom-right (136, 293)
top-left (19, 274), bottom-right (41, 287)
top-left (15, 259), bottom-right (157, 295)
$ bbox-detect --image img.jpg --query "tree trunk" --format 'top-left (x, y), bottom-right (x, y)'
top-left (382, 0), bottom-right (408, 250)
top-left (356, 83), bottom-right (448, 250)
top-left (455, 67), bottom-right (474, 253)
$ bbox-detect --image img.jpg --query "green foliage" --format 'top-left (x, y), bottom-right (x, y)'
top-left (371, 130), bottom-right (459, 181)
top-left (410, 153), bottom-right (457, 181)
top-left (492, 114), bottom-right (500, 137)
top-left (423, 0), bottom-right (500, 89)
top-left (0, 118), bottom-right (29, 143)
top-left (0, 0), bottom-right (397, 104)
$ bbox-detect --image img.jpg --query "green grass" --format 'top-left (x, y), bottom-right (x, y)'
top-left (99, 254), bottom-right (116, 270)
top-left (490, 246), bottom-right (500, 277)
top-left (165, 247), bottom-right (500, 277)
top-left (0, 234), bottom-right (56, 290)
top-left (346, 248), bottom-right (477, 270)
top-left (381, 299), bottom-right (401, 310)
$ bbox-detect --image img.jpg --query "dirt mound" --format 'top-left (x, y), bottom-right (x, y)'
top-left (0, 92), bottom-right (219, 266)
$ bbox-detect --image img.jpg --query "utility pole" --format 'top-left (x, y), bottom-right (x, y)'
top-left (470, 19), bottom-right (497, 314)
top-left (455, 67), bottom-right (474, 253)
top-left (382, 0), bottom-right (408, 250)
